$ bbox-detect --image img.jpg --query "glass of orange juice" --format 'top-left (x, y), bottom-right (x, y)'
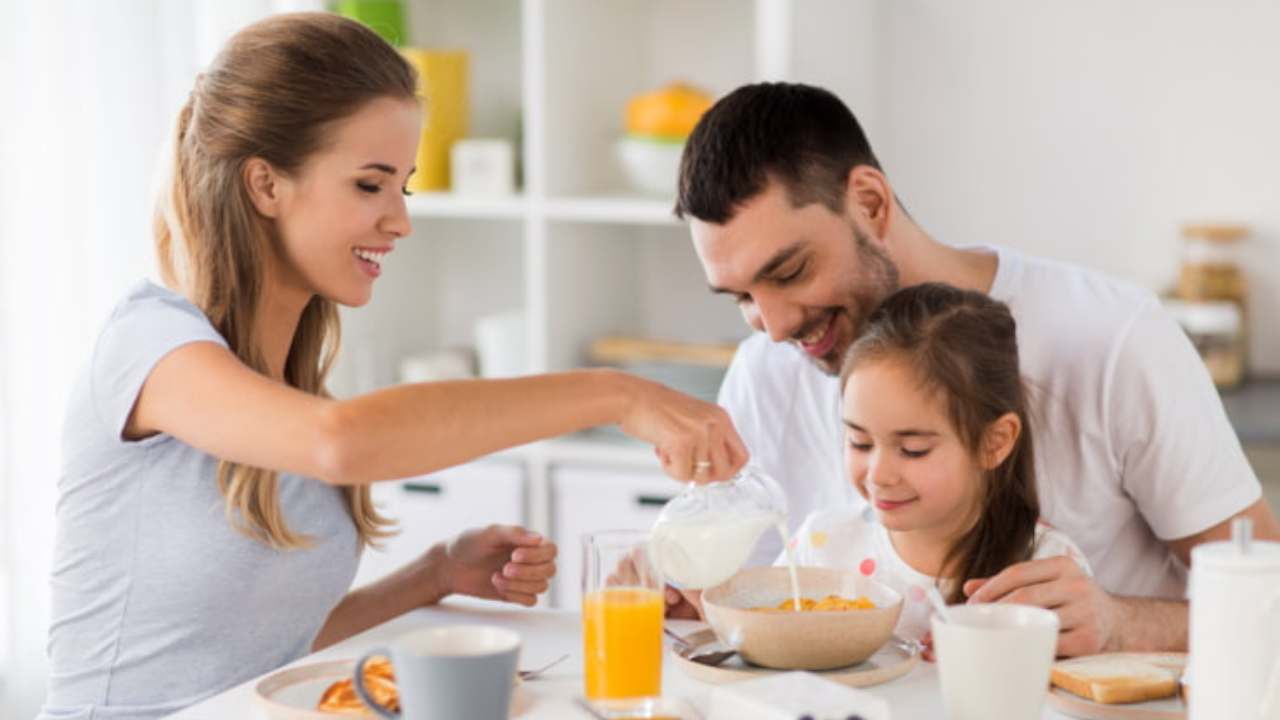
top-left (581, 530), bottom-right (664, 712)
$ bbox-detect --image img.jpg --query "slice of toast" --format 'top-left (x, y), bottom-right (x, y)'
top-left (1050, 653), bottom-right (1185, 704)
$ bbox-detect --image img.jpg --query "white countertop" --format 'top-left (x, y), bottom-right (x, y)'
top-left (168, 597), bottom-right (1080, 719)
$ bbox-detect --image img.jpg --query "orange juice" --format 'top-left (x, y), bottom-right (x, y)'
top-left (582, 587), bottom-right (664, 699)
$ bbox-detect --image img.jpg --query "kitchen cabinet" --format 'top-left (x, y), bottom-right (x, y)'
top-left (352, 459), bottom-right (526, 588)
top-left (549, 463), bottom-right (682, 609)
top-left (1246, 445), bottom-right (1280, 513)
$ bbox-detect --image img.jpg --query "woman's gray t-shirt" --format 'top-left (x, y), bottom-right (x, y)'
top-left (39, 281), bottom-right (360, 719)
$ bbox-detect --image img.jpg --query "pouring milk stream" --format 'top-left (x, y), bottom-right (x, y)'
top-left (649, 466), bottom-right (803, 610)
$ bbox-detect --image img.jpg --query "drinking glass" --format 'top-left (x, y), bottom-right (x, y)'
top-left (581, 530), bottom-right (664, 713)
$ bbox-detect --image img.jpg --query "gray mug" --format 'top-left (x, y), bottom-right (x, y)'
top-left (353, 625), bottom-right (521, 720)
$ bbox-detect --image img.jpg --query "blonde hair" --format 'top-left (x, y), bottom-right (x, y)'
top-left (155, 12), bottom-right (416, 549)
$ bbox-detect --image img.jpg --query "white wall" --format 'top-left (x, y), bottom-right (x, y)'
top-left (0, 4), bottom-right (306, 717)
top-left (871, 0), bottom-right (1280, 373)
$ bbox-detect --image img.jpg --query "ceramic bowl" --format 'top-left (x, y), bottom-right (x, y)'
top-left (701, 566), bottom-right (903, 670)
top-left (615, 136), bottom-right (684, 195)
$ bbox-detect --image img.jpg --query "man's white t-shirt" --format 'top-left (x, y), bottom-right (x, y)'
top-left (776, 507), bottom-right (1091, 641)
top-left (720, 245), bottom-right (1260, 599)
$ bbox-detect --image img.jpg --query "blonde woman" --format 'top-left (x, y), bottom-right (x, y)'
top-left (40, 13), bottom-right (746, 719)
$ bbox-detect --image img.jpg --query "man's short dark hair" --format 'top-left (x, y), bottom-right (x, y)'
top-left (674, 82), bottom-right (882, 224)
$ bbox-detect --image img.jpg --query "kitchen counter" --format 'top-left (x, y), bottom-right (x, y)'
top-left (170, 597), bottom-right (1086, 719)
top-left (1221, 378), bottom-right (1280, 445)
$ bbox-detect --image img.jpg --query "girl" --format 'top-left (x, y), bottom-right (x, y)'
top-left (784, 282), bottom-right (1089, 644)
top-left (41, 13), bottom-right (745, 720)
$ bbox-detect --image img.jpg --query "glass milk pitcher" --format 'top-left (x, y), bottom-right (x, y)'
top-left (649, 465), bottom-right (788, 589)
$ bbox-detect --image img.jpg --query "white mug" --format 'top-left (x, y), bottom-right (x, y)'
top-left (1188, 524), bottom-right (1280, 720)
top-left (354, 625), bottom-right (521, 720)
top-left (931, 604), bottom-right (1059, 720)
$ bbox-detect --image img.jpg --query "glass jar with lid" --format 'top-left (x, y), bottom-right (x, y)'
top-left (1177, 223), bottom-right (1248, 305)
top-left (1164, 299), bottom-right (1246, 389)
top-left (649, 465), bottom-right (787, 589)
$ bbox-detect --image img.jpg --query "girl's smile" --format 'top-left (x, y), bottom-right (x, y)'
top-left (873, 496), bottom-right (918, 512)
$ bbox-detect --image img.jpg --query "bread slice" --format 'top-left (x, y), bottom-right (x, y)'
top-left (1051, 653), bottom-right (1185, 704)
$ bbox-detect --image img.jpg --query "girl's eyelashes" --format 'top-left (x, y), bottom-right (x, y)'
top-left (848, 436), bottom-right (933, 459)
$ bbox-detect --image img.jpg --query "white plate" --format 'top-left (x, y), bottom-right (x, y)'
top-left (254, 658), bottom-right (531, 719)
top-left (670, 628), bottom-right (919, 689)
top-left (1046, 652), bottom-right (1187, 720)
top-left (1046, 687), bottom-right (1184, 720)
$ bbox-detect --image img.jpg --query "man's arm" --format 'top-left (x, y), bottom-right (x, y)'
top-left (964, 498), bottom-right (1280, 656)
top-left (1166, 497), bottom-right (1280, 565)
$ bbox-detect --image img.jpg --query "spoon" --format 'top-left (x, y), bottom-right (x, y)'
top-left (924, 585), bottom-right (952, 624)
top-left (663, 626), bottom-right (738, 667)
top-left (518, 653), bottom-right (570, 681)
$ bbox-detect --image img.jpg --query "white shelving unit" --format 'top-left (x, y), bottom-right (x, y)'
top-left (335, 0), bottom-right (879, 606)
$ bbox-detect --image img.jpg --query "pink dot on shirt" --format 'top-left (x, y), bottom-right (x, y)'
top-left (859, 558), bottom-right (876, 576)
top-left (909, 586), bottom-right (927, 603)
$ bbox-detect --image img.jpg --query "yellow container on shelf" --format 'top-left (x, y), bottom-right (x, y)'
top-left (401, 49), bottom-right (468, 192)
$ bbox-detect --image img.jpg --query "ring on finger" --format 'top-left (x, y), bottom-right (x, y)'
top-left (694, 459), bottom-right (712, 474)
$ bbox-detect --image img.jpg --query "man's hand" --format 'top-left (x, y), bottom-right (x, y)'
top-left (963, 555), bottom-right (1120, 657)
top-left (437, 525), bottom-right (558, 607)
top-left (664, 585), bottom-right (705, 619)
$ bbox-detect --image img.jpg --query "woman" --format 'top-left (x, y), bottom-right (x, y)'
top-left (40, 13), bottom-right (746, 719)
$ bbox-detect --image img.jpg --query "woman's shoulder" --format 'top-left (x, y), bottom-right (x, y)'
top-left (112, 279), bottom-right (205, 320)
top-left (100, 279), bottom-right (225, 347)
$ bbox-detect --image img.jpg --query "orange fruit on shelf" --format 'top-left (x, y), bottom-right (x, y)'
top-left (624, 83), bottom-right (714, 140)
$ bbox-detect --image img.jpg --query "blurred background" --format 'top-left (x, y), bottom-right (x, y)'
top-left (3, 1), bottom-right (1278, 716)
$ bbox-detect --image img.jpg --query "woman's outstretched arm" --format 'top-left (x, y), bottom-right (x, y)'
top-left (128, 341), bottom-right (747, 484)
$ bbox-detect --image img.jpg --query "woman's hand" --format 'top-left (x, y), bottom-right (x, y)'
top-left (618, 376), bottom-right (749, 483)
top-left (436, 525), bottom-right (558, 607)
top-left (664, 585), bottom-right (705, 620)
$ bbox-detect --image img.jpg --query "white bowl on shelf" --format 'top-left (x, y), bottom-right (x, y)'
top-left (616, 136), bottom-right (685, 196)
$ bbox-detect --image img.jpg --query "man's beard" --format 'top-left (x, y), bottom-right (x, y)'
top-left (806, 223), bottom-right (900, 376)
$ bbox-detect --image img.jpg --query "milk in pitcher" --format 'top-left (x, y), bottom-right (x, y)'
top-left (649, 466), bottom-right (803, 609)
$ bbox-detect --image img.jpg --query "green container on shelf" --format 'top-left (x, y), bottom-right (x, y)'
top-left (332, 0), bottom-right (407, 46)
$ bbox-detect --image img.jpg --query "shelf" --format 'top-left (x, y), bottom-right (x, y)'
top-left (543, 195), bottom-right (680, 225)
top-left (405, 193), bottom-right (685, 226)
top-left (406, 192), bottom-right (528, 220)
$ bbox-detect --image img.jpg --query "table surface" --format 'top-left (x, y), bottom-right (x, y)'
top-left (169, 597), bottom-right (1086, 719)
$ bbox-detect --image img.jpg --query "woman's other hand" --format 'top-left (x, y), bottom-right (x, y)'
top-left (437, 525), bottom-right (557, 607)
top-left (664, 585), bottom-right (705, 620)
top-left (619, 376), bottom-right (749, 483)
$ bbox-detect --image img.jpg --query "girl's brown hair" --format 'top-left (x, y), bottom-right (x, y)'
top-left (840, 282), bottom-right (1038, 603)
top-left (154, 12), bottom-right (416, 549)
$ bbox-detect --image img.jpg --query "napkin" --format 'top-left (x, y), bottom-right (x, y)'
top-left (706, 671), bottom-right (891, 720)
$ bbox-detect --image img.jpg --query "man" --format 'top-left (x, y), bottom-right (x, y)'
top-left (671, 82), bottom-right (1277, 656)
